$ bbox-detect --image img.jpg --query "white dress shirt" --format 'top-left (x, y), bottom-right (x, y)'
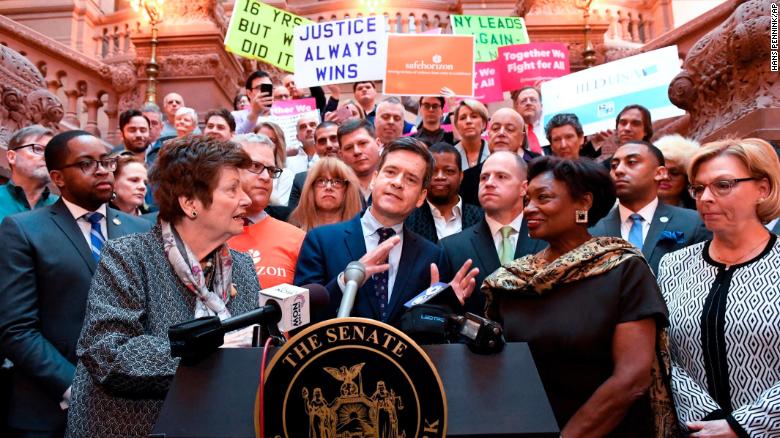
top-left (271, 168), bottom-right (294, 206)
top-left (360, 208), bottom-right (404, 300)
top-left (62, 198), bottom-right (108, 250)
top-left (427, 198), bottom-right (464, 240)
top-left (618, 197), bottom-right (659, 244)
top-left (485, 212), bottom-right (525, 257)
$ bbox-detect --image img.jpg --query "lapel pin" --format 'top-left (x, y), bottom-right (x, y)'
top-left (113, 217), bottom-right (122, 226)
top-left (659, 216), bottom-right (669, 223)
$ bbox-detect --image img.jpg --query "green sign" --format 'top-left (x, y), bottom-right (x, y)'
top-left (450, 15), bottom-right (530, 62)
top-left (224, 0), bottom-right (312, 72)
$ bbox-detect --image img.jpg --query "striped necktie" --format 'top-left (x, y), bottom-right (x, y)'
top-left (84, 212), bottom-right (106, 262)
top-left (374, 227), bottom-right (396, 321)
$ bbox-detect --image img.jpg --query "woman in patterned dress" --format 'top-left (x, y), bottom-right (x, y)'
top-left (65, 136), bottom-right (260, 437)
top-left (658, 138), bottom-right (780, 437)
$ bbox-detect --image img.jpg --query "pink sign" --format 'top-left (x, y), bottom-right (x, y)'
top-left (497, 43), bottom-right (570, 91)
top-left (422, 27), bottom-right (443, 35)
top-left (473, 60), bottom-right (504, 103)
top-left (270, 97), bottom-right (316, 117)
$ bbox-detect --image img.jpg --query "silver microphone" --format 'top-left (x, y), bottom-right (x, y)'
top-left (337, 261), bottom-right (366, 318)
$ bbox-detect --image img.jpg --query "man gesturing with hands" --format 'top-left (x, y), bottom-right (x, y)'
top-left (295, 137), bottom-right (478, 327)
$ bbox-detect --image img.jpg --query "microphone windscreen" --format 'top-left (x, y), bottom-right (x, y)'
top-left (343, 261), bottom-right (366, 284)
top-left (300, 283), bottom-right (330, 309)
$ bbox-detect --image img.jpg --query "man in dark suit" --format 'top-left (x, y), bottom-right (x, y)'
top-left (460, 108), bottom-right (539, 206)
top-left (294, 138), bottom-right (477, 327)
top-left (0, 130), bottom-right (150, 437)
top-left (441, 151), bottom-right (546, 314)
top-left (405, 143), bottom-right (483, 243)
top-left (288, 121), bottom-right (340, 211)
top-left (590, 140), bottom-right (710, 273)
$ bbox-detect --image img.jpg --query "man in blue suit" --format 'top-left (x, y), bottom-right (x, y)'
top-left (295, 137), bottom-right (478, 327)
top-left (590, 140), bottom-right (710, 273)
top-left (0, 130), bottom-right (150, 437)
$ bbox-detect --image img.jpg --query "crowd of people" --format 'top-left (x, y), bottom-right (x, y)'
top-left (0, 68), bottom-right (779, 438)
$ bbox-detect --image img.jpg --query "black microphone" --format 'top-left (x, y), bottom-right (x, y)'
top-left (403, 282), bottom-right (462, 311)
top-left (169, 304), bottom-right (281, 364)
top-left (401, 304), bottom-right (505, 354)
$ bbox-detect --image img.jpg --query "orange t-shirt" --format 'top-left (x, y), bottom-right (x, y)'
top-left (229, 216), bottom-right (306, 289)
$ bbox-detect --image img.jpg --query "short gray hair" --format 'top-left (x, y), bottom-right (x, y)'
top-left (140, 102), bottom-right (163, 117)
top-left (8, 125), bottom-right (54, 150)
top-left (232, 133), bottom-right (276, 153)
top-left (175, 107), bottom-right (197, 122)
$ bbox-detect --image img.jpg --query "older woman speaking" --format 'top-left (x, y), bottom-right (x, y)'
top-left (65, 136), bottom-right (259, 437)
top-left (483, 156), bottom-right (672, 437)
top-left (659, 138), bottom-right (780, 437)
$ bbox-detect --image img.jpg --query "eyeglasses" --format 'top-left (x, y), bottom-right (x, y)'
top-left (421, 103), bottom-right (442, 111)
top-left (314, 177), bottom-right (347, 189)
top-left (10, 143), bottom-right (46, 155)
top-left (59, 157), bottom-right (119, 174)
top-left (247, 162), bottom-right (282, 179)
top-left (688, 177), bottom-right (756, 199)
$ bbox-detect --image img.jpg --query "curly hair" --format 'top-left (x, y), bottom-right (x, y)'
top-left (288, 158), bottom-right (363, 231)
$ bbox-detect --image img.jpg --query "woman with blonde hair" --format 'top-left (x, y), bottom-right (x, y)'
top-left (658, 138), bottom-right (780, 436)
top-left (655, 134), bottom-right (700, 209)
top-left (288, 158), bottom-right (362, 231)
top-left (453, 99), bottom-right (489, 170)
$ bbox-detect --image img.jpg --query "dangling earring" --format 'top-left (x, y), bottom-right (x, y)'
top-left (575, 210), bottom-right (588, 224)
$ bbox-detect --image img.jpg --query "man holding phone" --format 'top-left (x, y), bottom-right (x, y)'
top-left (233, 70), bottom-right (275, 134)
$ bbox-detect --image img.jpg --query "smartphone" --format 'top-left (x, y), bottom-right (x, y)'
top-left (260, 83), bottom-right (273, 97)
top-left (334, 105), bottom-right (352, 122)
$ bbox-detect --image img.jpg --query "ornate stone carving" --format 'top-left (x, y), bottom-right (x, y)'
top-left (26, 89), bottom-right (64, 130)
top-left (668, 0), bottom-right (776, 140)
top-left (513, 0), bottom-right (535, 17)
top-left (528, 0), bottom-right (581, 15)
top-left (0, 45), bottom-right (64, 147)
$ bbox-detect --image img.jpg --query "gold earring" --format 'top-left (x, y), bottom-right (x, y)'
top-left (575, 210), bottom-right (588, 224)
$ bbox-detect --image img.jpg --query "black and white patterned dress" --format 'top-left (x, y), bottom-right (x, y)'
top-left (658, 234), bottom-right (780, 437)
top-left (65, 225), bottom-right (260, 437)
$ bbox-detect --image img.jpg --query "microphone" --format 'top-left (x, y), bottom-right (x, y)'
top-left (401, 304), bottom-right (505, 354)
top-left (403, 282), bottom-right (462, 311)
top-left (169, 284), bottom-right (330, 363)
top-left (169, 304), bottom-right (281, 363)
top-left (337, 261), bottom-right (366, 318)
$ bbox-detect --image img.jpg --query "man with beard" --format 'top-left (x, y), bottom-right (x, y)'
top-left (0, 130), bottom-right (149, 437)
top-left (0, 125), bottom-right (57, 222)
top-left (112, 109), bottom-right (151, 161)
top-left (229, 133), bottom-right (305, 288)
top-left (405, 142), bottom-right (483, 243)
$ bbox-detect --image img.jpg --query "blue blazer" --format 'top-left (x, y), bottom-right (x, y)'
top-left (0, 199), bottom-right (150, 431)
top-left (590, 201), bottom-right (711, 274)
top-left (294, 212), bottom-right (447, 327)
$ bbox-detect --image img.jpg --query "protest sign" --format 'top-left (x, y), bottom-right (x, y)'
top-left (450, 15), bottom-right (529, 62)
top-left (384, 34), bottom-right (474, 97)
top-left (541, 45), bottom-right (685, 136)
top-left (473, 60), bottom-right (504, 103)
top-left (293, 16), bottom-right (387, 88)
top-left (497, 43), bottom-right (570, 91)
top-left (264, 98), bottom-right (317, 150)
top-left (225, 0), bottom-right (311, 72)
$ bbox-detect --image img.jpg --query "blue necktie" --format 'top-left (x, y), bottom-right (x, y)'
top-left (628, 213), bottom-right (644, 250)
top-left (374, 227), bottom-right (396, 322)
top-left (84, 212), bottom-right (106, 262)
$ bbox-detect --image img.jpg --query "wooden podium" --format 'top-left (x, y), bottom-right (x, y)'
top-left (152, 343), bottom-right (559, 437)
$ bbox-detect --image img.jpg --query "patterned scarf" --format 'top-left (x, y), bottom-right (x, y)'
top-left (482, 236), bottom-right (680, 437)
top-left (161, 221), bottom-right (234, 320)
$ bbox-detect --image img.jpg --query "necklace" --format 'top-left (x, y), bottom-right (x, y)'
top-left (711, 234), bottom-right (770, 267)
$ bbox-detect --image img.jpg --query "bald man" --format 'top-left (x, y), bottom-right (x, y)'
top-left (460, 108), bottom-right (539, 205)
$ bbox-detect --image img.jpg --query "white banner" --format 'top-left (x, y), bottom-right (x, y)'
top-left (293, 16), bottom-right (387, 88)
top-left (541, 46), bottom-right (685, 136)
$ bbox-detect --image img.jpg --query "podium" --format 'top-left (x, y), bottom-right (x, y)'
top-left (152, 343), bottom-right (559, 437)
